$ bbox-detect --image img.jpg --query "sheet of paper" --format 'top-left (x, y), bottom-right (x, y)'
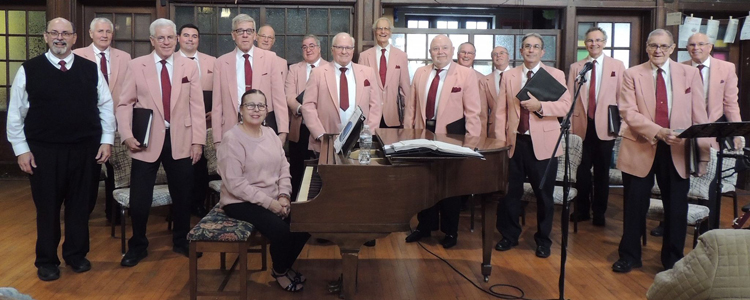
top-left (666, 12), bottom-right (682, 26)
top-left (679, 17), bottom-right (702, 48)
top-left (706, 19), bottom-right (720, 43)
top-left (740, 16), bottom-right (750, 40)
top-left (725, 18), bottom-right (739, 43)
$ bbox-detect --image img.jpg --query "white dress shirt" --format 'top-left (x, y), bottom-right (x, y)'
top-left (651, 61), bottom-right (673, 118)
top-left (424, 62), bottom-right (452, 120)
top-left (517, 62), bottom-right (542, 134)
top-left (375, 44), bottom-right (391, 71)
top-left (179, 50), bottom-right (201, 76)
top-left (153, 52), bottom-right (174, 128)
top-left (691, 57), bottom-right (710, 103)
top-left (306, 58), bottom-right (321, 82)
top-left (494, 65), bottom-right (512, 95)
top-left (7, 50), bottom-right (115, 156)
top-left (92, 44), bottom-right (111, 80)
top-left (334, 61), bottom-right (357, 126)
top-left (587, 54), bottom-right (605, 103)
top-left (235, 47), bottom-right (255, 106)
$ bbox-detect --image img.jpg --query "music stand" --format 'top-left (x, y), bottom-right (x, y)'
top-left (677, 121), bottom-right (750, 229)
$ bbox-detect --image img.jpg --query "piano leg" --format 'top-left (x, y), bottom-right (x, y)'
top-left (481, 193), bottom-right (499, 282)
top-left (341, 250), bottom-right (359, 299)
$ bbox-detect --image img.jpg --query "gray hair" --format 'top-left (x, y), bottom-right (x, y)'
top-left (458, 42), bottom-right (476, 52)
top-left (371, 17), bottom-right (393, 31)
top-left (585, 26), bottom-right (608, 42)
top-left (47, 17), bottom-right (75, 33)
top-left (232, 14), bottom-right (256, 31)
top-left (521, 32), bottom-right (544, 49)
top-left (149, 18), bottom-right (176, 37)
top-left (332, 32), bottom-right (355, 47)
top-left (647, 28), bottom-right (674, 45)
top-left (89, 17), bottom-right (114, 32)
top-left (303, 34), bottom-right (320, 46)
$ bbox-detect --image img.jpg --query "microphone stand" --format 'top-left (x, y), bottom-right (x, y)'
top-left (539, 71), bottom-right (587, 300)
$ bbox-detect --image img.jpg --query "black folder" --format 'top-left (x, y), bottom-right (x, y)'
top-left (203, 91), bottom-right (212, 114)
top-left (264, 111), bottom-right (279, 134)
top-left (446, 117), bottom-right (466, 135)
top-left (132, 107), bottom-right (153, 148)
top-left (397, 86), bottom-right (405, 127)
top-left (608, 105), bottom-right (621, 135)
top-left (296, 91), bottom-right (305, 104)
top-left (515, 67), bottom-right (567, 102)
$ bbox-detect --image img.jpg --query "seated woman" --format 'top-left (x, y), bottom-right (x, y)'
top-left (218, 89), bottom-right (311, 292)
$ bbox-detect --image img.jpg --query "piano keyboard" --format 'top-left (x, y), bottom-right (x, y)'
top-left (296, 166), bottom-right (322, 202)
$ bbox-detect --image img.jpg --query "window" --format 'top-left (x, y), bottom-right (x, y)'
top-left (0, 9), bottom-right (46, 112)
top-left (94, 12), bottom-right (153, 58)
top-left (577, 22), bottom-right (631, 67)
top-left (172, 5), bottom-right (352, 64)
top-left (405, 15), bottom-right (494, 30)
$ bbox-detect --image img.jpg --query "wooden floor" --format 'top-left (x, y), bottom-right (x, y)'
top-left (0, 179), bottom-right (747, 300)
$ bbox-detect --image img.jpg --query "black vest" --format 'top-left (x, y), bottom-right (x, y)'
top-left (23, 54), bottom-right (102, 146)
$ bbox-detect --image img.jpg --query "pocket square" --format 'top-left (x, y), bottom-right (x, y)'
top-left (451, 87), bottom-right (461, 93)
top-left (685, 87), bottom-right (691, 94)
top-left (721, 80), bottom-right (725, 83)
top-left (611, 71), bottom-right (616, 77)
top-left (207, 70), bottom-right (213, 74)
top-left (364, 79), bottom-right (370, 87)
top-left (182, 76), bottom-right (190, 83)
top-left (262, 73), bottom-right (268, 76)
top-left (396, 65), bottom-right (401, 69)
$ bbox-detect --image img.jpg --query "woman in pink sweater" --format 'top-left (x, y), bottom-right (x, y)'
top-left (218, 89), bottom-right (310, 292)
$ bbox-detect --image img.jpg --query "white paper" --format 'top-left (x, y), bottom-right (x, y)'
top-left (741, 16), bottom-right (750, 40)
top-left (679, 17), bottom-right (702, 48)
top-left (725, 18), bottom-right (739, 43)
top-left (706, 19), bottom-right (720, 43)
top-left (666, 12), bottom-right (682, 26)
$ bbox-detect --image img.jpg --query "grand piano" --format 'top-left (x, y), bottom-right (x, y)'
top-left (291, 128), bottom-right (509, 299)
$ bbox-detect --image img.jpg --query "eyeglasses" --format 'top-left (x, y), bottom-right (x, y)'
top-left (585, 38), bottom-right (606, 44)
top-left (242, 103), bottom-right (267, 110)
top-left (491, 51), bottom-right (509, 57)
top-left (687, 42), bottom-right (711, 48)
top-left (375, 27), bottom-right (391, 32)
top-left (258, 34), bottom-right (274, 40)
top-left (233, 29), bottom-right (255, 35)
top-left (152, 35), bottom-right (176, 43)
top-left (46, 31), bottom-right (75, 38)
top-left (522, 44), bottom-right (542, 50)
top-left (332, 45), bottom-right (354, 51)
top-left (301, 44), bottom-right (318, 51)
top-left (647, 43), bottom-right (673, 52)
top-left (458, 51), bottom-right (475, 56)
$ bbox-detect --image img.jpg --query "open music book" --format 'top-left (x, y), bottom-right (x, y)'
top-left (383, 139), bottom-right (483, 158)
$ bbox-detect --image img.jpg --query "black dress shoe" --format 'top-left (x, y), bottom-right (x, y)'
top-left (494, 238), bottom-right (518, 251)
top-left (612, 259), bottom-right (642, 273)
top-left (650, 224), bottom-right (664, 237)
top-left (535, 246), bottom-right (551, 258)
top-left (37, 265), bottom-right (60, 281)
top-left (592, 215), bottom-right (606, 227)
top-left (68, 258), bottom-right (91, 273)
top-left (405, 230), bottom-right (430, 243)
top-left (363, 239), bottom-right (376, 247)
top-left (569, 212), bottom-right (591, 222)
top-left (121, 249), bottom-right (148, 267)
top-left (173, 245), bottom-right (202, 258)
top-left (440, 235), bottom-right (457, 249)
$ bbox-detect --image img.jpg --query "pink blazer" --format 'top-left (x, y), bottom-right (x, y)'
top-left (681, 57), bottom-right (741, 149)
top-left (211, 47), bottom-right (289, 143)
top-left (490, 64), bottom-right (573, 160)
top-left (404, 63), bottom-right (481, 137)
top-left (357, 46), bottom-right (411, 127)
top-left (300, 62), bottom-right (382, 152)
top-left (284, 59), bottom-right (328, 143)
top-left (116, 53), bottom-right (206, 163)
top-left (616, 60), bottom-right (709, 179)
top-left (73, 45), bottom-right (131, 107)
top-left (568, 55), bottom-right (626, 141)
top-left (196, 52), bottom-right (216, 91)
top-left (479, 72), bottom-right (501, 137)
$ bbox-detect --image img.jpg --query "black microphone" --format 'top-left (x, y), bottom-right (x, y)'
top-left (578, 61), bottom-right (594, 78)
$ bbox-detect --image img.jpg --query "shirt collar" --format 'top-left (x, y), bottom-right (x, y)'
top-left (46, 50), bottom-right (74, 67)
top-left (376, 43), bottom-right (391, 52)
top-left (309, 58), bottom-right (321, 67)
top-left (334, 61), bottom-right (353, 71)
top-left (236, 47), bottom-right (254, 60)
top-left (588, 54), bottom-right (604, 65)
top-left (92, 44), bottom-right (110, 57)
top-left (523, 62), bottom-right (542, 75)
top-left (651, 60), bottom-right (671, 74)
top-left (691, 56), bottom-right (711, 68)
top-left (435, 61), bottom-right (452, 72)
top-left (179, 50), bottom-right (199, 60)
top-left (495, 65), bottom-right (511, 75)
top-left (153, 52), bottom-right (174, 65)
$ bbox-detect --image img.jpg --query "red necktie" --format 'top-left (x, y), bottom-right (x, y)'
top-left (100, 52), bottom-right (109, 84)
top-left (697, 64), bottom-right (705, 83)
top-left (498, 72), bottom-right (503, 93)
top-left (160, 60), bottom-right (171, 122)
top-left (59, 61), bottom-right (67, 72)
top-left (655, 68), bottom-right (669, 128)
top-left (243, 54), bottom-right (252, 91)
top-left (425, 68), bottom-right (443, 120)
top-left (587, 60), bottom-right (597, 120)
top-left (379, 48), bottom-right (387, 85)
top-left (518, 70), bottom-right (533, 133)
top-left (188, 57), bottom-right (195, 60)
top-left (339, 67), bottom-right (349, 111)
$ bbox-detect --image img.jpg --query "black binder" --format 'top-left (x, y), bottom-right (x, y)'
top-left (397, 86), bottom-right (405, 127)
top-left (264, 111), bottom-right (278, 134)
top-left (202, 91), bottom-right (212, 114)
top-left (132, 107), bottom-right (153, 148)
top-left (445, 117), bottom-right (466, 135)
top-left (608, 105), bottom-right (621, 135)
top-left (296, 91), bottom-right (305, 104)
top-left (515, 67), bottom-right (567, 102)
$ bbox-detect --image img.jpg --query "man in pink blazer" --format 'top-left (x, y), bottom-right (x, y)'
top-left (285, 34), bottom-right (327, 200)
top-left (490, 33), bottom-right (572, 258)
top-left (613, 29), bottom-right (709, 273)
top-left (256, 25), bottom-right (288, 83)
top-left (212, 14), bottom-right (288, 144)
top-left (357, 17), bottom-right (410, 129)
top-left (402, 35), bottom-right (481, 249)
top-left (456, 42), bottom-right (489, 136)
top-left (480, 46), bottom-right (512, 138)
top-left (116, 19), bottom-right (206, 267)
top-left (300, 32), bottom-right (381, 153)
top-left (73, 17), bottom-right (132, 223)
top-left (567, 27), bottom-right (626, 227)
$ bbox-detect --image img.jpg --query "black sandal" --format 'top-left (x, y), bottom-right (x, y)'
top-left (271, 270), bottom-right (304, 292)
top-left (287, 268), bottom-right (306, 283)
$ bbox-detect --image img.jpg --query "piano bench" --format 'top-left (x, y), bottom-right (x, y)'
top-left (187, 203), bottom-right (268, 300)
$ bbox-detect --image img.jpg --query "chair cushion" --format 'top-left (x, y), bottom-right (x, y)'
top-left (209, 180), bottom-right (222, 193)
top-left (647, 198), bottom-right (710, 226)
top-left (110, 133), bottom-right (168, 188)
top-left (609, 169), bottom-right (623, 185)
top-left (205, 128), bottom-right (218, 176)
top-left (555, 134), bottom-right (583, 183)
top-left (187, 204), bottom-right (255, 242)
top-left (113, 185), bottom-right (172, 208)
top-left (522, 183), bottom-right (578, 205)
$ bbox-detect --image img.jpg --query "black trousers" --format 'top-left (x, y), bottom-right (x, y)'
top-left (191, 153), bottom-right (209, 209)
top-left (223, 202), bottom-right (310, 273)
top-left (29, 140), bottom-right (100, 268)
top-left (619, 141), bottom-right (688, 269)
top-left (574, 119), bottom-right (615, 218)
top-left (128, 130), bottom-right (193, 253)
top-left (289, 123), bottom-right (315, 201)
top-left (416, 196), bottom-right (462, 236)
top-left (497, 135), bottom-right (557, 248)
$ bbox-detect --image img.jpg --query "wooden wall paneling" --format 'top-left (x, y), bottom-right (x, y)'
top-left (562, 4), bottom-right (576, 75)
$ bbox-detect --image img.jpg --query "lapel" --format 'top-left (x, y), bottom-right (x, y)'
top-left (669, 60), bottom-right (687, 121)
top-left (485, 73), bottom-right (498, 101)
top-left (436, 64), bottom-right (459, 120)
top-left (636, 62), bottom-right (656, 120)
top-left (296, 63), bottom-right (307, 91)
top-left (354, 64), bottom-right (367, 109)
top-left (385, 48), bottom-right (398, 90)
top-left (225, 53), bottom-right (239, 116)
top-left (600, 56), bottom-right (615, 100)
top-left (708, 57), bottom-right (721, 111)
top-left (142, 54), bottom-right (165, 120)
top-left (577, 61), bottom-right (590, 108)
top-left (509, 67), bottom-right (522, 119)
top-left (252, 48), bottom-right (264, 89)
top-left (109, 49), bottom-right (121, 90)
top-left (171, 56), bottom-right (185, 113)
top-left (417, 66), bottom-right (432, 119)
top-left (323, 62), bottom-right (339, 116)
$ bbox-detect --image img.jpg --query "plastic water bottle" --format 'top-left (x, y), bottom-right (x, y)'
top-left (358, 125), bottom-right (372, 164)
